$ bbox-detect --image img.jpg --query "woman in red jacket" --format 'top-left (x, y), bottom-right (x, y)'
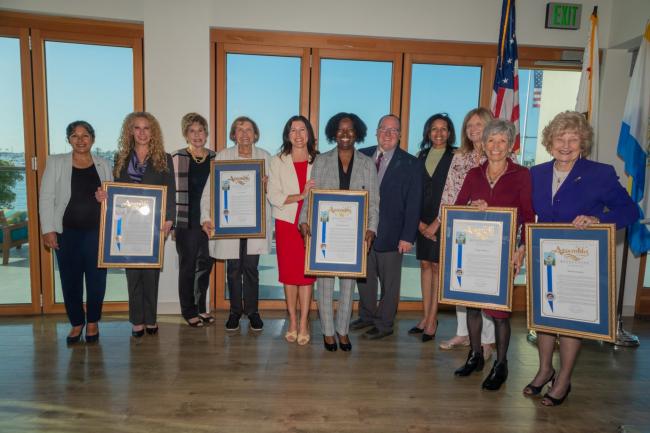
top-left (452, 119), bottom-right (535, 391)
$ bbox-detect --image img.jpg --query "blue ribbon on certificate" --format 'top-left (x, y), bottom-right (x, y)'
top-left (222, 180), bottom-right (230, 223)
top-left (456, 242), bottom-right (463, 285)
top-left (321, 219), bottom-right (327, 258)
top-left (543, 252), bottom-right (555, 312)
top-left (115, 216), bottom-right (122, 251)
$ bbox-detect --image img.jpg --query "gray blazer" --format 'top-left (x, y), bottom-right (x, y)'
top-left (298, 148), bottom-right (379, 233)
top-left (39, 152), bottom-right (113, 234)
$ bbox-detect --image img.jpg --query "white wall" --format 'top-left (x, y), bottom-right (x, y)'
top-left (2, 0), bottom-right (649, 314)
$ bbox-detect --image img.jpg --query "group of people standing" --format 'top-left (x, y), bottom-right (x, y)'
top-left (40, 107), bottom-right (638, 407)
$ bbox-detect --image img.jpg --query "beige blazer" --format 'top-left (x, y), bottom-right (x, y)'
top-left (267, 153), bottom-right (313, 223)
top-left (200, 144), bottom-right (272, 259)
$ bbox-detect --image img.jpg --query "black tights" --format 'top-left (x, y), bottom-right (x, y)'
top-left (467, 308), bottom-right (510, 363)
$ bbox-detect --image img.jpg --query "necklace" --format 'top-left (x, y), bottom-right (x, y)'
top-left (187, 146), bottom-right (207, 164)
top-left (553, 162), bottom-right (570, 188)
top-left (486, 164), bottom-right (507, 187)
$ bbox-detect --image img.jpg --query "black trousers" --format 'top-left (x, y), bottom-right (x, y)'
top-left (356, 249), bottom-right (403, 332)
top-left (226, 239), bottom-right (260, 316)
top-left (175, 227), bottom-right (214, 320)
top-left (126, 268), bottom-right (160, 326)
top-left (55, 228), bottom-right (107, 326)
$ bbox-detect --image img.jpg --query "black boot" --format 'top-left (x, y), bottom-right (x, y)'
top-left (454, 349), bottom-right (485, 376)
top-left (482, 360), bottom-right (508, 390)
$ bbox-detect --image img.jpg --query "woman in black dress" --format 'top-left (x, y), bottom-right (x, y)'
top-left (411, 113), bottom-right (455, 342)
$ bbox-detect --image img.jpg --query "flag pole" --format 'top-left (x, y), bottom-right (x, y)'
top-left (614, 228), bottom-right (640, 347)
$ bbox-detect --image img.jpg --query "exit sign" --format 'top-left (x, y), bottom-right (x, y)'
top-left (546, 3), bottom-right (582, 30)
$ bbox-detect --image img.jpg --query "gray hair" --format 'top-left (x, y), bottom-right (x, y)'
top-left (481, 119), bottom-right (516, 149)
top-left (376, 114), bottom-right (401, 130)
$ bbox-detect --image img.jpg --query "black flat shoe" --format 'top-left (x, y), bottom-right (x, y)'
top-left (523, 369), bottom-right (555, 396)
top-left (337, 333), bottom-right (352, 352)
top-left (132, 328), bottom-right (145, 338)
top-left (323, 335), bottom-right (338, 352)
top-left (542, 384), bottom-right (571, 407)
top-left (66, 326), bottom-right (84, 344)
top-left (85, 332), bottom-right (100, 343)
top-left (408, 326), bottom-right (424, 334)
top-left (482, 361), bottom-right (508, 391)
top-left (146, 326), bottom-right (159, 335)
top-left (454, 349), bottom-right (484, 376)
top-left (422, 332), bottom-right (436, 342)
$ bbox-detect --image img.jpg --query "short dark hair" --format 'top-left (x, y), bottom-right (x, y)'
top-left (419, 113), bottom-right (455, 151)
top-left (66, 120), bottom-right (95, 140)
top-left (280, 115), bottom-right (318, 164)
top-left (324, 112), bottom-right (367, 144)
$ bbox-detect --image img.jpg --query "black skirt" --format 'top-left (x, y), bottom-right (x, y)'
top-left (416, 229), bottom-right (440, 262)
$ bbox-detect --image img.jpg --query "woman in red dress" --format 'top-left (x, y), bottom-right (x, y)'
top-left (268, 115), bottom-right (317, 345)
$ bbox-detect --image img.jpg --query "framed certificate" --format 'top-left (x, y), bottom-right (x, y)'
top-left (210, 159), bottom-right (266, 239)
top-left (526, 223), bottom-right (616, 342)
top-left (438, 205), bottom-right (517, 311)
top-left (304, 189), bottom-right (368, 278)
top-left (98, 182), bottom-right (166, 268)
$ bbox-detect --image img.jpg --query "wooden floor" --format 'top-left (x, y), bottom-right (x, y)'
top-left (0, 312), bottom-right (649, 433)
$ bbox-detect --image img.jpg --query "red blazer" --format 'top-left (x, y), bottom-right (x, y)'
top-left (455, 158), bottom-right (535, 245)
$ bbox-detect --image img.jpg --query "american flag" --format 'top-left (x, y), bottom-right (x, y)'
top-left (532, 70), bottom-right (543, 108)
top-left (490, 0), bottom-right (520, 153)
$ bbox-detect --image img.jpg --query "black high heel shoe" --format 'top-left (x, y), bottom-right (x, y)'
top-left (408, 326), bottom-right (424, 334)
top-left (482, 360), bottom-right (509, 391)
top-left (132, 328), bottom-right (145, 338)
top-left (421, 320), bottom-right (438, 342)
top-left (85, 332), bottom-right (100, 343)
top-left (66, 325), bottom-right (85, 344)
top-left (323, 335), bottom-right (338, 352)
top-left (454, 349), bottom-right (485, 376)
top-left (337, 333), bottom-right (352, 352)
top-left (146, 325), bottom-right (159, 335)
top-left (523, 369), bottom-right (555, 396)
top-left (542, 384), bottom-right (571, 406)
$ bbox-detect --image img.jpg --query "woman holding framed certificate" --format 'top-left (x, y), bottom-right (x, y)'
top-left (200, 116), bottom-right (272, 332)
top-left (172, 113), bottom-right (216, 328)
top-left (40, 121), bottom-right (113, 344)
top-left (268, 115), bottom-right (317, 345)
top-left (452, 119), bottom-right (535, 391)
top-left (113, 112), bottom-right (176, 338)
top-left (412, 113), bottom-right (455, 342)
top-left (298, 112), bottom-right (379, 352)
top-left (524, 111), bottom-right (638, 406)
top-left (436, 108), bottom-right (497, 357)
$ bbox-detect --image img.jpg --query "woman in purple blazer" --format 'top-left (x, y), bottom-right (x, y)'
top-left (525, 111), bottom-right (638, 406)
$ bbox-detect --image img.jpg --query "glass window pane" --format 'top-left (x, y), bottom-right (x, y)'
top-left (44, 41), bottom-right (134, 303)
top-left (407, 64), bottom-right (481, 154)
top-left (318, 59), bottom-right (392, 153)
top-left (0, 36), bottom-right (32, 305)
top-left (401, 63), bottom-right (481, 301)
top-left (226, 53), bottom-right (302, 301)
top-left (226, 53), bottom-right (301, 155)
top-left (519, 69), bottom-right (581, 167)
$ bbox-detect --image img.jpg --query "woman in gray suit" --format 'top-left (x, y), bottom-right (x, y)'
top-left (299, 112), bottom-right (379, 352)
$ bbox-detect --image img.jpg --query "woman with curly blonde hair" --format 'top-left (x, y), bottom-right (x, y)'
top-left (114, 111), bottom-right (176, 338)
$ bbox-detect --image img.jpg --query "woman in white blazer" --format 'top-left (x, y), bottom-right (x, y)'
top-left (201, 116), bottom-right (272, 332)
top-left (267, 115), bottom-right (317, 345)
top-left (39, 121), bottom-right (113, 344)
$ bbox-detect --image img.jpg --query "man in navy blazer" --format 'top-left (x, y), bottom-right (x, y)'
top-left (351, 114), bottom-right (423, 339)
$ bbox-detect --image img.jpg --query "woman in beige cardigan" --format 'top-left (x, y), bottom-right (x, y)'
top-left (267, 115), bottom-right (317, 345)
top-left (200, 116), bottom-right (272, 332)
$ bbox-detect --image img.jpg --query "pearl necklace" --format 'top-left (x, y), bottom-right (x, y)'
top-left (187, 146), bottom-right (207, 164)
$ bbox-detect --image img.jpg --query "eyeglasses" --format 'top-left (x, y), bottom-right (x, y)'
top-left (378, 127), bottom-right (400, 135)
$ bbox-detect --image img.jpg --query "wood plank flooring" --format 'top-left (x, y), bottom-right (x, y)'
top-left (0, 312), bottom-right (649, 433)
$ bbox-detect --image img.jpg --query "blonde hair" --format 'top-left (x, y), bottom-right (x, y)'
top-left (114, 112), bottom-right (168, 177)
top-left (181, 112), bottom-right (209, 138)
top-left (541, 111), bottom-right (593, 157)
top-left (459, 107), bottom-right (493, 154)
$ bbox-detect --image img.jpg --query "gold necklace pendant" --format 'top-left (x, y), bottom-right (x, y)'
top-left (187, 146), bottom-right (207, 164)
